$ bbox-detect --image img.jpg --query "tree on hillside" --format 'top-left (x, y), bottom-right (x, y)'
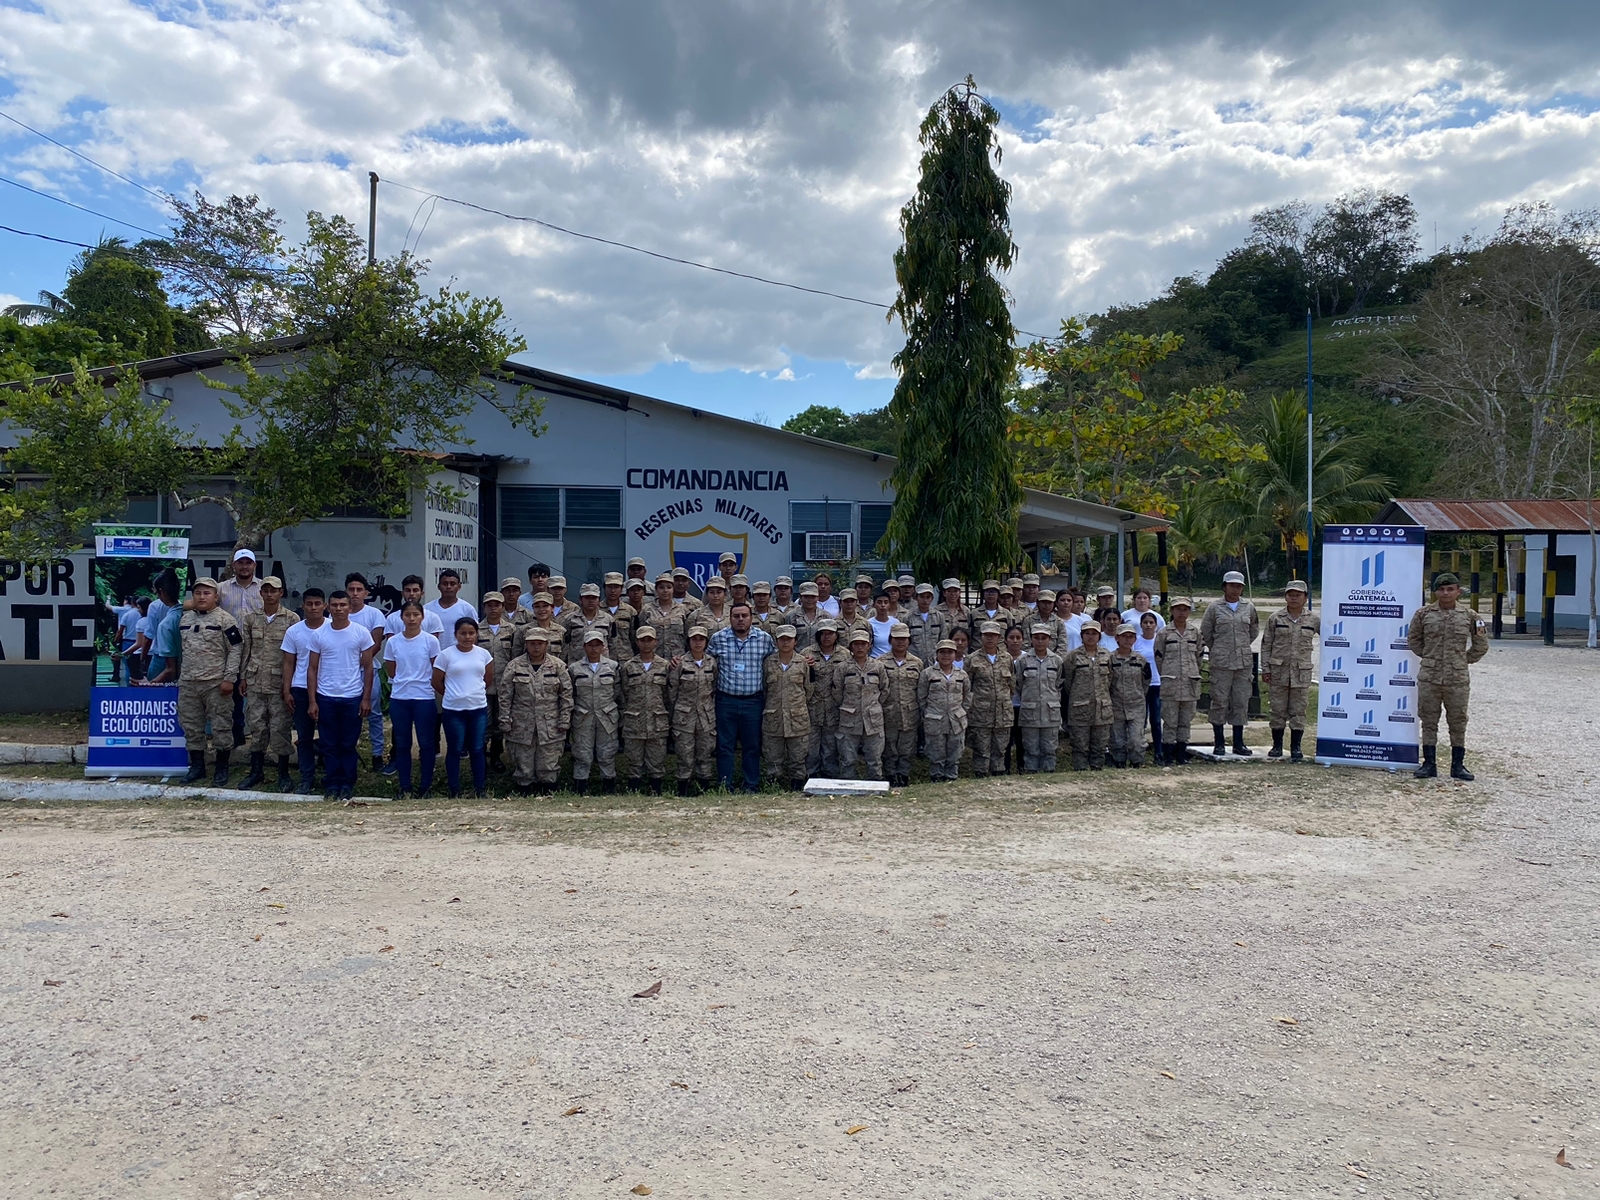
top-left (880, 77), bottom-right (1022, 577)
top-left (179, 212), bottom-right (544, 548)
top-left (139, 191), bottom-right (288, 343)
top-left (1375, 203), bottom-right (1600, 498)
top-left (1249, 190), bottom-right (1420, 316)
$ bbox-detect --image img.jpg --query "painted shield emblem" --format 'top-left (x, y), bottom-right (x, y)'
top-left (670, 525), bottom-right (747, 590)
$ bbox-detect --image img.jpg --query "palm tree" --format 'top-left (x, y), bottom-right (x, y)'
top-left (1246, 392), bottom-right (1391, 577)
top-left (3, 290), bottom-right (70, 324)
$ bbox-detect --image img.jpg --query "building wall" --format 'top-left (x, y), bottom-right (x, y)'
top-left (1524, 537), bottom-right (1599, 629)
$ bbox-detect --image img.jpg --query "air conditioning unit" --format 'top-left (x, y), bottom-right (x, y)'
top-left (804, 532), bottom-right (852, 561)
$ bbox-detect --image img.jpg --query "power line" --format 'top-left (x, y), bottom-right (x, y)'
top-left (0, 174), bottom-right (166, 238)
top-left (383, 176), bottom-right (1056, 340)
top-left (0, 109), bottom-right (168, 201)
top-left (0, 222), bottom-right (296, 276)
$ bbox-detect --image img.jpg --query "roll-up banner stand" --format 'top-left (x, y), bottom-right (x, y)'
top-left (1315, 524), bottom-right (1427, 769)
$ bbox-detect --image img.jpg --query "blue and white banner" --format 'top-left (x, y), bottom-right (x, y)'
top-left (1315, 525), bottom-right (1426, 768)
top-left (85, 686), bottom-right (189, 776)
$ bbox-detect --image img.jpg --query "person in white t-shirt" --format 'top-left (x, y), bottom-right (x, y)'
top-left (385, 574), bottom-right (447, 637)
top-left (306, 589), bottom-right (375, 801)
top-left (279, 588), bottom-right (326, 794)
top-left (383, 600), bottom-right (442, 798)
top-left (814, 572), bottom-right (841, 617)
top-left (343, 572), bottom-right (388, 773)
top-left (432, 614), bottom-right (493, 798)
top-left (1122, 587), bottom-right (1166, 632)
top-left (1134, 609), bottom-right (1164, 763)
top-left (866, 592), bottom-right (898, 658)
top-left (426, 568), bottom-right (479, 628)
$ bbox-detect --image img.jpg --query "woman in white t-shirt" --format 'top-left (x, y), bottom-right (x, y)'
top-left (432, 615), bottom-right (494, 797)
top-left (383, 601), bottom-right (441, 798)
top-left (1135, 610), bottom-right (1164, 763)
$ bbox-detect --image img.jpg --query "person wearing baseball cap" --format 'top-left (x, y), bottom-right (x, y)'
top-left (670, 625), bottom-right (720, 794)
top-left (176, 577), bottom-right (246, 785)
top-left (921, 637), bottom-right (970, 781)
top-left (717, 551), bottom-right (740, 592)
top-left (620, 626), bottom-right (670, 793)
top-left (762, 624), bottom-right (811, 790)
top-left (1409, 571), bottom-right (1487, 780)
top-left (569, 627), bottom-right (622, 794)
top-left (939, 578), bottom-right (969, 633)
top-left (626, 557), bottom-right (649, 585)
top-left (1154, 597), bottom-right (1202, 763)
top-left (1200, 570), bottom-right (1260, 757)
top-left (215, 548), bottom-right (264, 621)
top-left (803, 619), bottom-right (845, 778)
top-left (497, 623), bottom-right (571, 796)
top-left (1262, 579), bottom-right (1319, 761)
top-left (236, 574), bottom-right (300, 792)
top-left (1107, 623), bottom-right (1152, 767)
top-left (835, 627), bottom-right (889, 780)
top-left (560, 582), bottom-right (615, 666)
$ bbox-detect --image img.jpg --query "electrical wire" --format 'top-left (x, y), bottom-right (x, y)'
top-left (0, 222), bottom-right (296, 275)
top-left (0, 174), bottom-right (166, 238)
top-left (0, 109), bottom-right (168, 202)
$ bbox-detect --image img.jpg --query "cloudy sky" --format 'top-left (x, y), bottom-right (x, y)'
top-left (3, 0), bottom-right (1598, 420)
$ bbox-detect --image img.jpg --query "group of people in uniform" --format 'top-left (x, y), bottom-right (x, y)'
top-left (152, 546), bottom-right (1488, 796)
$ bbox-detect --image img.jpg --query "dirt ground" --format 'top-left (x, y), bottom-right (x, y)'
top-left (2, 641), bottom-right (1597, 1200)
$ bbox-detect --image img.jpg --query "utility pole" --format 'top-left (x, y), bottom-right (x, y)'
top-left (368, 172), bottom-right (380, 265)
top-left (1305, 307), bottom-right (1315, 596)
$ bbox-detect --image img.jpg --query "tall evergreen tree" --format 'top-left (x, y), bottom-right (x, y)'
top-left (881, 77), bottom-right (1021, 579)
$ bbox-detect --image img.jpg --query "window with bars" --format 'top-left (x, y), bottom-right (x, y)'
top-left (858, 503), bottom-right (893, 562)
top-left (562, 487), bottom-right (622, 528)
top-left (790, 500), bottom-right (854, 563)
top-left (500, 487), bottom-right (560, 540)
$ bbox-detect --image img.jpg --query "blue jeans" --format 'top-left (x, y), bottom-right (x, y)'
top-left (146, 655), bottom-right (170, 683)
top-left (390, 698), bottom-right (439, 794)
top-left (1146, 685), bottom-right (1163, 757)
top-left (291, 686), bottom-right (318, 783)
top-left (317, 694), bottom-right (362, 790)
top-left (441, 706), bottom-right (488, 795)
top-left (367, 705), bottom-right (385, 763)
top-left (716, 691), bottom-right (764, 792)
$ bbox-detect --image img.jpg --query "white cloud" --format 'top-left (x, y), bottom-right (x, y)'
top-left (1, 0), bottom-right (1598, 393)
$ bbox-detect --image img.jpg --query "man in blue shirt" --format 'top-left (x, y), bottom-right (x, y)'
top-left (707, 602), bottom-right (776, 792)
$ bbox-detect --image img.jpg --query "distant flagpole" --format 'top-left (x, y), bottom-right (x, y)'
top-left (1306, 307), bottom-right (1315, 595)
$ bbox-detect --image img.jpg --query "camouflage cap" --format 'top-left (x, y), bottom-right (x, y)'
top-left (890, 622), bottom-right (911, 636)
top-left (530, 591), bottom-right (554, 604)
top-left (855, 574), bottom-right (874, 585)
top-left (625, 578), bottom-right (646, 591)
top-left (936, 638), bottom-right (957, 651)
top-left (1222, 570), bottom-right (1246, 585)
top-left (1170, 596), bottom-right (1194, 609)
top-left (941, 577), bottom-right (961, 590)
top-left (672, 567), bottom-right (691, 579)
top-left (775, 624), bottom-right (797, 639)
top-left (192, 578), bottom-right (219, 591)
top-left (1080, 623), bottom-right (1102, 636)
top-left (549, 575), bottom-right (568, 589)
top-left (730, 574), bottom-right (750, 588)
top-left (655, 572), bottom-right (675, 584)
top-left (981, 579), bottom-right (1000, 591)
top-left (687, 626), bottom-right (710, 640)
top-left (1030, 624), bottom-right (1053, 637)
top-left (753, 580), bottom-right (771, 594)
top-left (705, 577), bottom-right (727, 591)
top-left (1433, 572), bottom-right (1460, 587)
top-left (916, 582), bottom-right (935, 595)
top-left (578, 582), bottom-right (601, 597)
top-left (848, 629), bottom-right (871, 644)
top-left (1023, 573), bottom-right (1041, 585)
top-left (775, 575), bottom-right (794, 588)
top-left (603, 571), bottom-right (625, 585)
top-left (1284, 579), bottom-right (1309, 593)
top-left (1096, 584), bottom-right (1116, 597)
top-left (898, 574), bottom-right (915, 587)
top-left (500, 576), bottom-right (522, 591)
top-left (799, 582), bottom-right (819, 596)
top-left (627, 557), bottom-right (647, 569)
top-left (524, 626), bottom-right (552, 642)
top-left (719, 551), bottom-right (739, 564)
top-left (814, 618), bottom-right (839, 633)
top-left (980, 621), bottom-right (1004, 636)
top-left (1117, 623), bottom-right (1138, 636)
top-left (260, 576), bottom-right (283, 590)
top-left (483, 591), bottom-right (505, 603)
top-left (1038, 589), bottom-right (1056, 603)
top-left (634, 625), bottom-right (657, 640)
top-left (582, 628), bottom-right (607, 643)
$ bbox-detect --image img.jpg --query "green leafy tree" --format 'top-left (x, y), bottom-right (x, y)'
top-left (180, 212), bottom-right (543, 547)
top-left (58, 238), bottom-right (177, 358)
top-left (0, 316), bottom-right (121, 382)
top-left (0, 363), bottom-right (193, 560)
top-left (880, 77), bottom-right (1022, 578)
top-left (781, 404), bottom-right (899, 455)
top-left (139, 191), bottom-right (288, 343)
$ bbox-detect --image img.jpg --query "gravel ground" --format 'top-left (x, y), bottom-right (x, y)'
top-left (2, 641), bottom-right (1597, 1200)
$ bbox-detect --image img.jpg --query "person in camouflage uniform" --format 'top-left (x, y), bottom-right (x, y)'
top-left (965, 621), bottom-right (1014, 777)
top-left (1260, 579), bottom-right (1320, 762)
top-left (640, 573), bottom-right (691, 661)
top-left (1014, 626), bottom-right (1064, 772)
top-left (476, 591), bottom-right (519, 773)
top-left (879, 624), bottom-right (923, 787)
top-left (238, 576), bottom-right (299, 791)
top-left (602, 572), bottom-right (639, 664)
top-left (568, 629), bottom-right (621, 794)
top-left (498, 627), bottom-right (573, 794)
top-left (668, 626), bottom-right (718, 795)
top-left (1407, 572), bottom-right (1489, 780)
top-left (1107, 623), bottom-right (1152, 767)
top-left (804, 622), bottom-right (845, 778)
top-left (903, 583), bottom-right (947, 665)
top-left (177, 579), bottom-right (245, 785)
top-left (762, 626), bottom-right (813, 789)
top-left (514, 592), bottom-right (567, 660)
top-left (1062, 623), bottom-right (1114, 770)
top-left (1154, 598), bottom-right (1203, 764)
top-left (562, 583), bottom-right (617, 665)
top-left (620, 626), bottom-right (672, 793)
top-left (831, 629), bottom-right (888, 779)
top-left (1200, 570), bottom-right (1260, 756)
top-left (918, 639), bottom-right (970, 781)
top-left (786, 582), bottom-right (827, 652)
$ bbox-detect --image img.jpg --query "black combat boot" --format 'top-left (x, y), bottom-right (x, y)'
top-left (1162, 743), bottom-right (1180, 765)
top-left (573, 777), bottom-right (589, 796)
top-left (677, 778), bottom-right (693, 798)
top-left (1289, 730), bottom-right (1304, 762)
top-left (650, 778), bottom-right (664, 795)
top-left (211, 750), bottom-right (231, 788)
top-left (295, 766), bottom-right (317, 795)
top-left (1232, 726), bottom-right (1252, 756)
top-left (627, 777), bottom-right (643, 794)
top-left (275, 756), bottom-right (292, 791)
top-left (1450, 746), bottom-right (1474, 781)
top-left (1414, 745), bottom-right (1438, 779)
top-left (183, 750), bottom-right (207, 784)
top-left (238, 752), bottom-right (266, 790)
top-left (601, 778), bottom-right (617, 795)
top-left (1268, 729), bottom-right (1284, 759)
top-left (1211, 724), bottom-right (1226, 755)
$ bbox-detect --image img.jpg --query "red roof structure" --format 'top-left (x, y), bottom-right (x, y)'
top-left (1375, 499), bottom-right (1598, 534)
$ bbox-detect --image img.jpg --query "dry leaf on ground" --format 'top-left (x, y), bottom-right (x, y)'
top-left (633, 980), bottom-right (663, 999)
top-left (669, 1081), bottom-right (689, 1090)
top-left (43, 979), bottom-right (63, 986)
top-left (1345, 1164), bottom-right (1368, 1179)
top-left (50, 911), bottom-right (69, 918)
top-left (1277, 1016), bottom-right (1299, 1026)
top-left (631, 1186), bottom-right (653, 1195)
top-left (846, 1124), bottom-right (868, 1135)
top-left (1556, 1147), bottom-right (1574, 1168)
top-left (707, 1003), bottom-right (730, 1010)
top-left (560, 1105), bottom-right (585, 1117)
top-left (1160, 1071), bottom-right (1176, 1079)
top-left (191, 1014), bottom-right (208, 1022)
top-left (379, 945), bottom-right (395, 953)
top-left (1235, 940), bottom-right (1248, 947)
top-left (266, 902), bottom-right (286, 909)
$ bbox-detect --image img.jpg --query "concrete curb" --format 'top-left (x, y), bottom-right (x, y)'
top-left (0, 780), bottom-right (390, 805)
top-left (0, 742), bottom-right (89, 765)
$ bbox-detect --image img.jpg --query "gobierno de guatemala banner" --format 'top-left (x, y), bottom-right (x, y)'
top-left (1314, 524), bottom-right (1426, 769)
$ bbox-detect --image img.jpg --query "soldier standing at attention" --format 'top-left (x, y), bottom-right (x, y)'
top-left (500, 578), bottom-right (530, 632)
top-left (177, 579), bottom-right (244, 786)
top-left (562, 582), bottom-right (616, 664)
top-left (918, 639), bottom-right (971, 781)
top-left (762, 625), bottom-right (813, 790)
top-left (879, 624), bottom-right (923, 787)
top-left (625, 579), bottom-right (651, 641)
top-left (1154, 598), bottom-right (1203, 764)
top-left (834, 591), bottom-right (872, 647)
top-left (620, 626), bottom-right (671, 793)
top-left (477, 591), bottom-right (518, 773)
top-left (750, 581), bottom-right (779, 631)
top-left (1200, 570), bottom-right (1260, 756)
top-left (904, 582), bottom-right (945, 665)
top-left (729, 574), bottom-right (753, 610)
top-left (1107, 624), bottom-right (1152, 768)
top-left (773, 576), bottom-right (795, 614)
top-left (520, 592), bottom-right (567, 661)
top-left (938, 578), bottom-right (970, 634)
top-left (787, 582), bottom-right (826, 652)
top-left (896, 575), bottom-right (917, 618)
top-left (1062, 623), bottom-right (1114, 770)
top-left (568, 628), bottom-right (622, 795)
top-left (603, 572), bottom-right (638, 664)
top-left (641, 573), bottom-right (690, 660)
top-left (969, 580), bottom-right (1009, 644)
top-left (699, 577), bottom-right (732, 634)
top-left (1014, 626), bottom-right (1065, 773)
top-left (672, 568), bottom-right (705, 614)
top-left (238, 576), bottom-right (299, 791)
top-left (965, 621), bottom-right (1013, 777)
top-left (804, 622), bottom-right (845, 778)
top-left (1408, 572), bottom-right (1488, 780)
top-left (1261, 579), bottom-right (1320, 762)
top-left (668, 627), bottom-right (718, 795)
top-left (499, 627), bottom-right (572, 796)
top-left (832, 629), bottom-right (889, 780)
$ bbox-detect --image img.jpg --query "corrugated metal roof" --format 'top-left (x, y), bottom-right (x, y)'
top-left (1376, 499), bottom-right (1599, 533)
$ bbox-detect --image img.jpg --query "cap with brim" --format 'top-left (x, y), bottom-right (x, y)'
top-left (1096, 585), bottom-right (1115, 597)
top-left (890, 622), bottom-right (910, 636)
top-left (753, 581), bottom-right (771, 594)
top-left (1171, 597), bottom-right (1194, 609)
top-left (532, 591), bottom-right (554, 604)
top-left (501, 577), bottom-right (522, 590)
top-left (775, 625), bottom-right (797, 639)
top-left (627, 557), bottom-right (647, 569)
top-left (1038, 590), bottom-right (1056, 602)
top-left (776, 576), bottom-right (793, 587)
top-left (731, 574), bottom-right (750, 587)
top-left (672, 567), bottom-right (690, 579)
top-left (916, 582), bottom-right (935, 595)
top-left (941, 578), bottom-right (961, 590)
top-left (655, 572), bottom-right (674, 585)
top-left (936, 638), bottom-right (957, 651)
top-left (603, 572), bottom-right (624, 585)
top-left (1031, 625), bottom-right (1053, 637)
top-left (525, 627), bottom-right (551, 642)
top-left (1117, 623), bottom-right (1138, 636)
top-left (191, 578), bottom-right (220, 591)
top-left (898, 575), bottom-right (915, 587)
top-left (232, 549), bottom-right (256, 562)
top-left (1023, 574), bottom-right (1041, 585)
top-left (848, 629), bottom-right (871, 644)
top-left (626, 579), bottom-right (645, 591)
top-left (705, 578), bottom-right (727, 591)
top-left (856, 575), bottom-right (873, 586)
top-left (687, 626), bottom-right (710, 640)
top-left (982, 579), bottom-right (1000, 591)
top-left (634, 625), bottom-right (657, 640)
top-left (258, 575), bottom-right (282, 590)
top-left (483, 591), bottom-right (505, 603)
top-left (550, 576), bottom-right (568, 588)
top-left (579, 582), bottom-right (600, 597)
top-left (799, 582), bottom-right (819, 596)
top-left (815, 619), bottom-right (838, 632)
top-left (1081, 624), bottom-right (1102, 636)
top-left (980, 621), bottom-right (1004, 635)
top-left (582, 629), bottom-right (606, 643)
top-left (1223, 571), bottom-right (1246, 585)
top-left (1433, 572), bottom-right (1460, 587)
top-left (1285, 579), bottom-right (1309, 593)
top-left (719, 552), bottom-right (738, 564)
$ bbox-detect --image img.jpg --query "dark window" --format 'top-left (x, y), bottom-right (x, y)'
top-left (858, 503), bottom-right (893, 561)
top-left (790, 500), bottom-right (853, 531)
top-left (1554, 554), bottom-right (1577, 597)
top-left (563, 487), bottom-right (622, 528)
top-left (501, 487), bottom-right (560, 540)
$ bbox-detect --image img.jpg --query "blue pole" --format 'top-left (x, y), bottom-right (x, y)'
top-left (1305, 307), bottom-right (1314, 595)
